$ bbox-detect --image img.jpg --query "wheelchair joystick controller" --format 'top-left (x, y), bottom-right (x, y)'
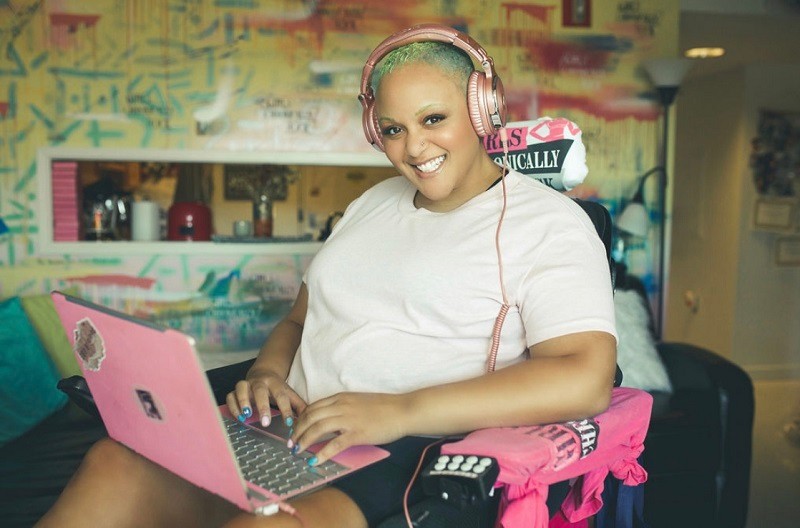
top-left (421, 453), bottom-right (499, 507)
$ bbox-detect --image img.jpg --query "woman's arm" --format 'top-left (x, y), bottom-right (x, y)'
top-left (227, 283), bottom-right (309, 425)
top-left (403, 330), bottom-right (616, 434)
top-left (249, 283), bottom-right (308, 381)
top-left (292, 329), bottom-right (616, 464)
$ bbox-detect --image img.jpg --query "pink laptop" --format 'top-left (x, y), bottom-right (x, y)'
top-left (51, 291), bottom-right (389, 515)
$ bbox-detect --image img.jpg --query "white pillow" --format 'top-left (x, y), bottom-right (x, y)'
top-left (614, 289), bottom-right (672, 393)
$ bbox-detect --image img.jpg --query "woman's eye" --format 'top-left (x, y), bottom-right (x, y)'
top-left (381, 125), bottom-right (401, 137)
top-left (424, 114), bottom-right (445, 125)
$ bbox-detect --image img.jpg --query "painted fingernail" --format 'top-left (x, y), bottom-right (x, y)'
top-left (261, 415), bottom-right (271, 427)
top-left (307, 456), bottom-right (318, 467)
top-left (284, 416), bottom-right (294, 427)
top-left (291, 444), bottom-right (300, 455)
top-left (237, 413), bottom-right (246, 422)
top-left (242, 407), bottom-right (252, 418)
top-left (287, 439), bottom-right (294, 449)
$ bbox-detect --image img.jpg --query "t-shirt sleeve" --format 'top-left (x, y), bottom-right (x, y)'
top-left (517, 224), bottom-right (617, 348)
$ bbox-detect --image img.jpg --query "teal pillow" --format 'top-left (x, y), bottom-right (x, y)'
top-left (0, 296), bottom-right (68, 446)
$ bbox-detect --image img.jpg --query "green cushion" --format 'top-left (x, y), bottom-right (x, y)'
top-left (0, 297), bottom-right (68, 446)
top-left (20, 295), bottom-right (81, 378)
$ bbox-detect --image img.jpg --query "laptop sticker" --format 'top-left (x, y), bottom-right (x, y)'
top-left (135, 388), bottom-right (165, 421)
top-left (73, 317), bottom-right (106, 371)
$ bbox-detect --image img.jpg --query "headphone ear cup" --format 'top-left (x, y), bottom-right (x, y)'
top-left (361, 94), bottom-right (385, 152)
top-left (466, 70), bottom-right (494, 138)
top-left (368, 104), bottom-right (384, 152)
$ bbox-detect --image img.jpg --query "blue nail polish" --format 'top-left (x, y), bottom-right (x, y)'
top-left (291, 444), bottom-right (299, 455)
top-left (307, 456), bottom-right (318, 467)
top-left (242, 407), bottom-right (252, 418)
top-left (285, 416), bottom-right (294, 427)
top-left (237, 413), bottom-right (246, 422)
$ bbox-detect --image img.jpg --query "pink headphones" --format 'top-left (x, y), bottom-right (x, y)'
top-left (358, 23), bottom-right (508, 152)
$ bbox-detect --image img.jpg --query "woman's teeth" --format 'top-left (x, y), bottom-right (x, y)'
top-left (415, 155), bottom-right (445, 173)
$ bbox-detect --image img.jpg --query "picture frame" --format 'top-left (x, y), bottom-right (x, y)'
top-left (776, 237), bottom-right (800, 267)
top-left (751, 110), bottom-right (800, 197)
top-left (223, 165), bottom-right (293, 201)
top-left (753, 197), bottom-right (797, 232)
top-left (562, 0), bottom-right (591, 28)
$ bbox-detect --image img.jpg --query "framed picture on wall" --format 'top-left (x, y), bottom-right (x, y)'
top-left (562, 0), bottom-right (591, 27)
top-left (753, 197), bottom-right (797, 232)
top-left (776, 237), bottom-right (800, 267)
top-left (223, 165), bottom-right (293, 201)
top-left (751, 110), bottom-right (800, 197)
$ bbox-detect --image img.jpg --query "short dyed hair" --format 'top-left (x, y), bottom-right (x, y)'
top-left (371, 41), bottom-right (475, 94)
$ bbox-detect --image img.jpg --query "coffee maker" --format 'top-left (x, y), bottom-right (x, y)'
top-left (167, 201), bottom-right (212, 241)
top-left (82, 176), bottom-right (131, 241)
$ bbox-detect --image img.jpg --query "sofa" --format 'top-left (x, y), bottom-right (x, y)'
top-left (0, 268), bottom-right (754, 527)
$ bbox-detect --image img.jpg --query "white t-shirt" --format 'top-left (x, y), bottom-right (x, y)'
top-left (286, 170), bottom-right (616, 403)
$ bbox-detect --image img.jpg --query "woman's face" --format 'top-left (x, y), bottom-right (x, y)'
top-left (375, 62), bottom-right (496, 212)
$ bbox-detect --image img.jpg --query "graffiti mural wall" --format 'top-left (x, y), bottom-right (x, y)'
top-left (0, 0), bottom-right (678, 351)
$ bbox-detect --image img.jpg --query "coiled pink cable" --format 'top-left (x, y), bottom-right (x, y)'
top-left (486, 128), bottom-right (511, 373)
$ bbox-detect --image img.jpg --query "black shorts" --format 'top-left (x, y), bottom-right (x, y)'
top-left (330, 436), bottom-right (445, 526)
top-left (329, 436), bottom-right (569, 527)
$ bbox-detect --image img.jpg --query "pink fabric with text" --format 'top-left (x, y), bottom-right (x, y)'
top-left (441, 388), bottom-right (652, 528)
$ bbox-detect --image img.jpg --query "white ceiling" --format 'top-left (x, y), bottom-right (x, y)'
top-left (680, 0), bottom-right (800, 80)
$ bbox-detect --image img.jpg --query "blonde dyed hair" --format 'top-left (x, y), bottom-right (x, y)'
top-left (371, 41), bottom-right (474, 94)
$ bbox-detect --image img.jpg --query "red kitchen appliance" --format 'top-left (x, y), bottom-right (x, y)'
top-left (167, 201), bottom-right (212, 241)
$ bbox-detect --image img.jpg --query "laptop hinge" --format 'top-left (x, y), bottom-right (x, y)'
top-left (246, 486), bottom-right (268, 502)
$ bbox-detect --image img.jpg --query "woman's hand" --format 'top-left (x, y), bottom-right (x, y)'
top-left (226, 283), bottom-right (308, 427)
top-left (290, 392), bottom-right (408, 465)
top-left (226, 368), bottom-right (307, 427)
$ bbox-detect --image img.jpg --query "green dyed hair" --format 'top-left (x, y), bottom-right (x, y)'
top-left (371, 41), bottom-right (475, 94)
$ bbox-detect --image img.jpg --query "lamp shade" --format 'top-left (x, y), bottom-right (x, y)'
top-left (643, 58), bottom-right (693, 88)
top-left (616, 202), bottom-right (649, 238)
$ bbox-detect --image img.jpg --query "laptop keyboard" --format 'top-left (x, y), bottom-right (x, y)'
top-left (223, 418), bottom-right (348, 496)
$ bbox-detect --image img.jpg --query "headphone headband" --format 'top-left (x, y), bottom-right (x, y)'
top-left (358, 23), bottom-right (507, 151)
top-left (359, 24), bottom-right (496, 98)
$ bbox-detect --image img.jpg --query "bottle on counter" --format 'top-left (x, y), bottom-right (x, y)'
top-left (253, 194), bottom-right (273, 238)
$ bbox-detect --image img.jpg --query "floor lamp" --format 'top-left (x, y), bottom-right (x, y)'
top-left (616, 58), bottom-right (692, 340)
